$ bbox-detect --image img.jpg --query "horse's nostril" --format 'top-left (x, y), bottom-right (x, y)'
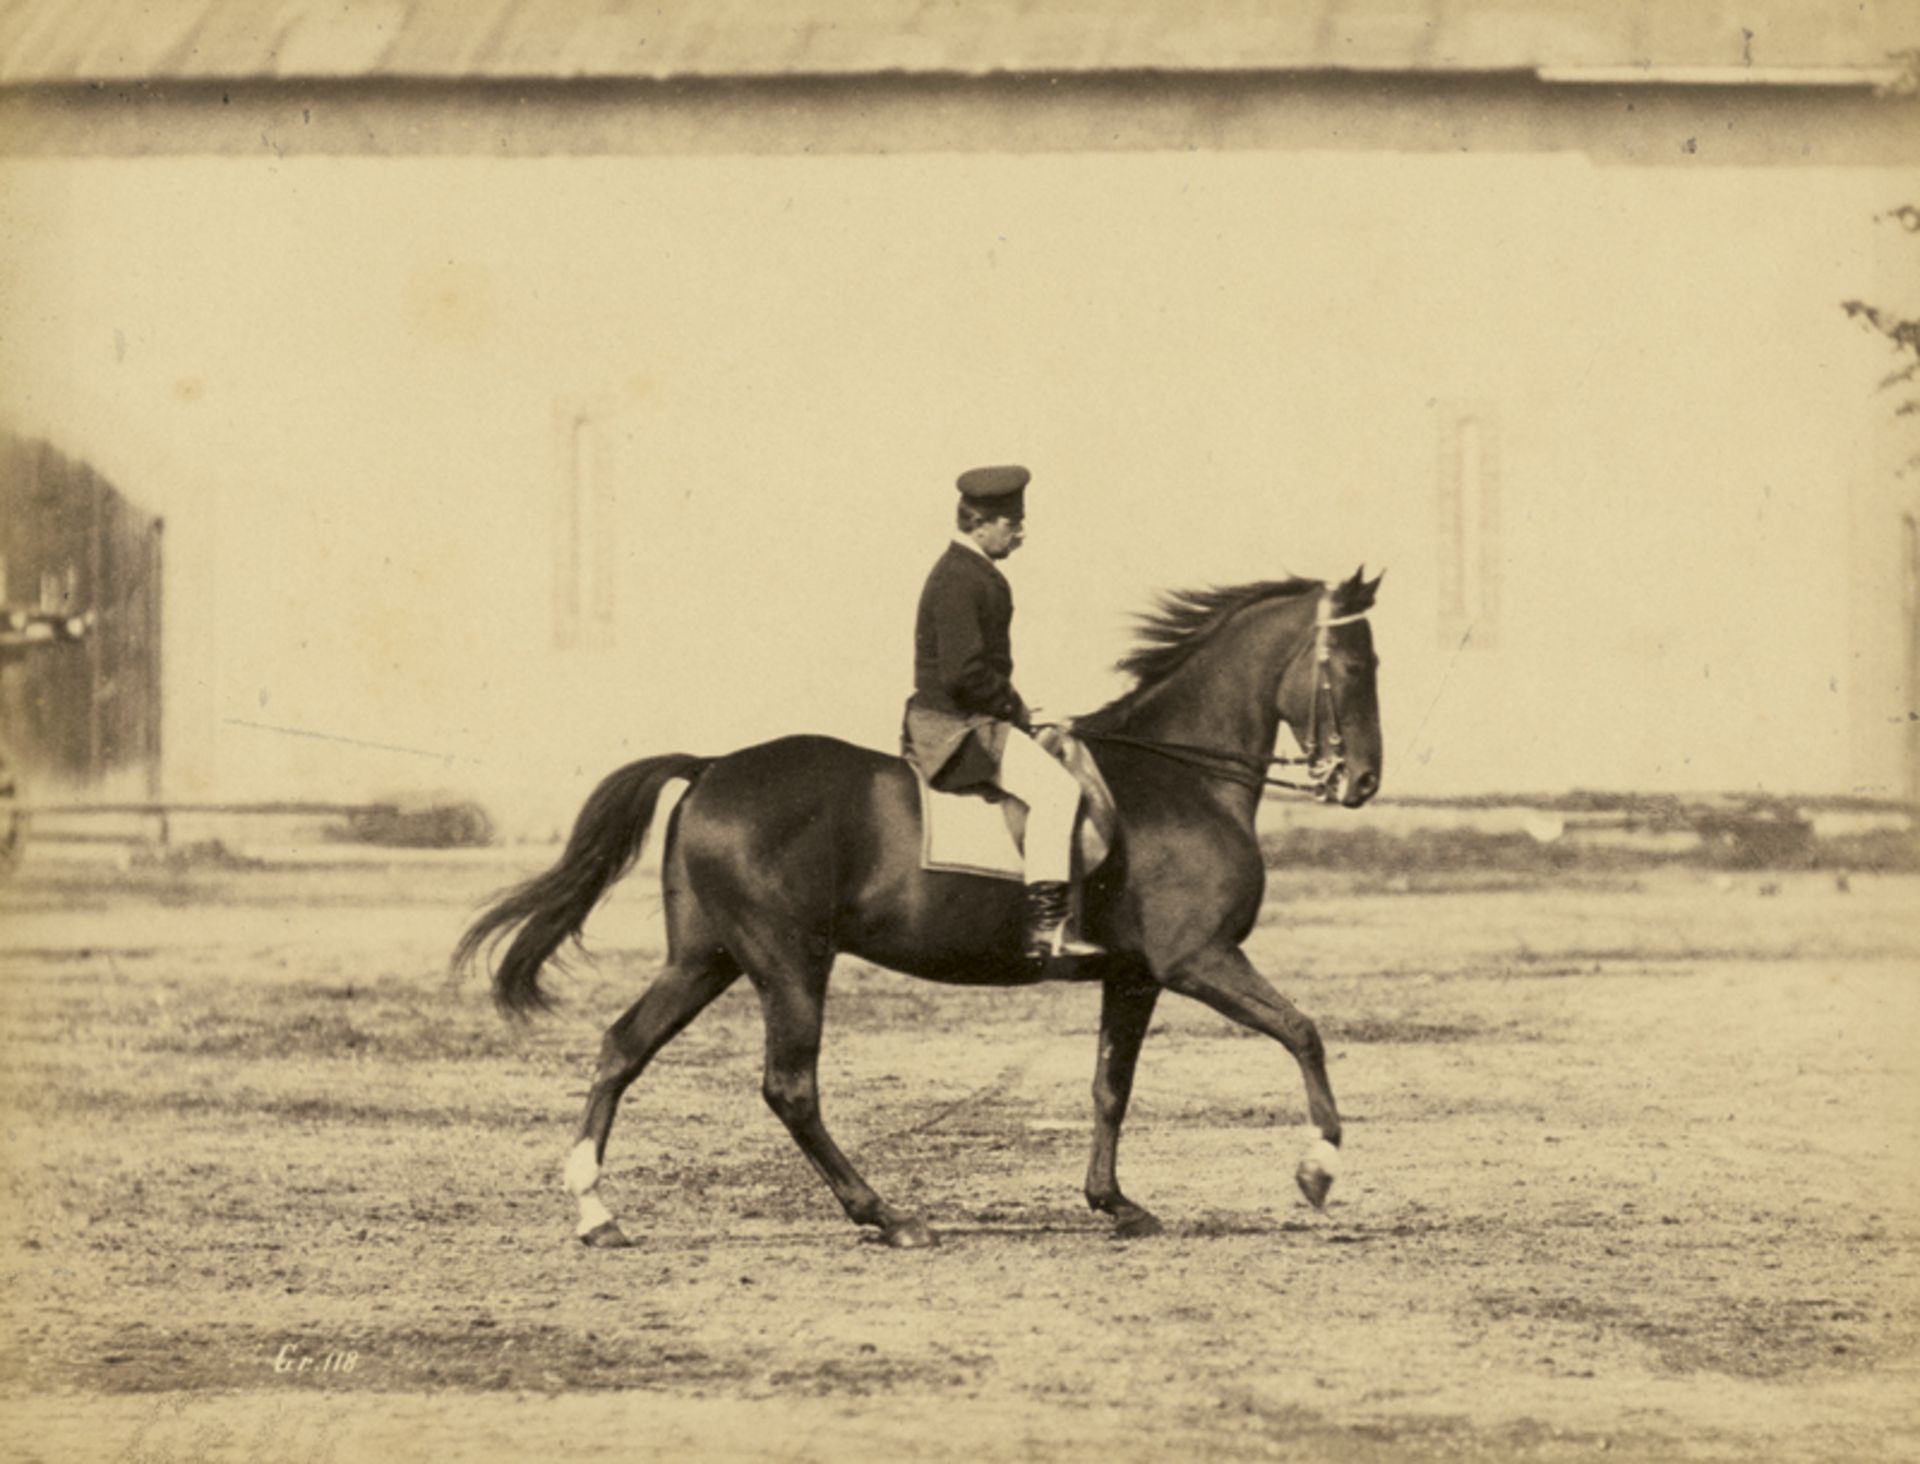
top-left (1351, 771), bottom-right (1378, 802)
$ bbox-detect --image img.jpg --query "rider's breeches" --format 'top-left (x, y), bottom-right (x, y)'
top-left (994, 729), bottom-right (1081, 886)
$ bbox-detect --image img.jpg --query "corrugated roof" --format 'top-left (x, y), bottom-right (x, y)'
top-left (0, 0), bottom-right (1914, 85)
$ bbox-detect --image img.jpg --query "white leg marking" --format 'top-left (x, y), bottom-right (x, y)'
top-left (1302, 1133), bottom-right (1342, 1178)
top-left (564, 1139), bottom-right (600, 1197)
top-left (576, 1192), bottom-right (614, 1236)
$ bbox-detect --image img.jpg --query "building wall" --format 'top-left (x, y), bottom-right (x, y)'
top-left (0, 135), bottom-right (1912, 826)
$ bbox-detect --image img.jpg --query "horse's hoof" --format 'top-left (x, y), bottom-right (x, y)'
top-left (1295, 1135), bottom-right (1341, 1211)
top-left (1295, 1160), bottom-right (1335, 1211)
top-left (882, 1217), bottom-right (939, 1250)
top-left (578, 1219), bottom-right (633, 1248)
top-left (1112, 1208), bottom-right (1165, 1240)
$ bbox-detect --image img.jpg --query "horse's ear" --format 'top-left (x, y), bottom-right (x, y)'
top-left (1335, 564), bottom-right (1382, 613)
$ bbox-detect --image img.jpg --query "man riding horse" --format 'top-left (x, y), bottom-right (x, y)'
top-left (455, 467), bottom-right (1385, 1248)
top-left (900, 465), bottom-right (1102, 966)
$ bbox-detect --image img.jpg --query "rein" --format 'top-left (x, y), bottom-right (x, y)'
top-left (1070, 730), bottom-right (1328, 794)
top-left (1075, 597), bottom-right (1369, 801)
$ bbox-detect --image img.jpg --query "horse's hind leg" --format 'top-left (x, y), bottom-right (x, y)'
top-left (565, 953), bottom-right (740, 1246)
top-left (1085, 972), bottom-right (1164, 1239)
top-left (745, 942), bottom-right (936, 1250)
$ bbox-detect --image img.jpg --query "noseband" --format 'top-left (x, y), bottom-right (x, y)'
top-left (1079, 594), bottom-right (1370, 800)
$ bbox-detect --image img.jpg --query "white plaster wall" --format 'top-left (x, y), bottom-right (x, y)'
top-left (0, 148), bottom-right (1909, 826)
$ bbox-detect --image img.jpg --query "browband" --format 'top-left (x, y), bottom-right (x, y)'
top-left (1316, 607), bottom-right (1370, 629)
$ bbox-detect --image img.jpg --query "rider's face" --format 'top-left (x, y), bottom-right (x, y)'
top-left (976, 513), bottom-right (1025, 560)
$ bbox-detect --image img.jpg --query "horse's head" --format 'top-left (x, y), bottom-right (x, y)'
top-left (1277, 565), bottom-right (1384, 808)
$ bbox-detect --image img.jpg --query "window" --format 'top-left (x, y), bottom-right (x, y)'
top-left (1437, 407), bottom-right (1501, 649)
top-left (554, 402), bottom-right (617, 649)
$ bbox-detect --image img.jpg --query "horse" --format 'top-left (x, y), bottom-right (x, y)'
top-left (453, 567), bottom-right (1384, 1248)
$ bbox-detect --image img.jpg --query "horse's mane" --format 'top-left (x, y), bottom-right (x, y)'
top-left (1075, 578), bottom-right (1324, 732)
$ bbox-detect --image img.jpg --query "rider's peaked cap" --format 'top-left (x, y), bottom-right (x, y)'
top-left (955, 465), bottom-right (1029, 508)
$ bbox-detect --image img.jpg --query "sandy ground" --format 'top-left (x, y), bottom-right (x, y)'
top-left (0, 854), bottom-right (1916, 1462)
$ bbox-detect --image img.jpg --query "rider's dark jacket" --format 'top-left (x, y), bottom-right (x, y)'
top-left (901, 540), bottom-right (1028, 791)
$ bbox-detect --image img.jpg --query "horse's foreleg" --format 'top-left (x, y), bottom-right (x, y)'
top-left (750, 959), bottom-right (936, 1250)
top-left (566, 957), bottom-right (740, 1246)
top-left (1162, 944), bottom-right (1343, 1210)
top-left (1085, 974), bottom-right (1164, 1238)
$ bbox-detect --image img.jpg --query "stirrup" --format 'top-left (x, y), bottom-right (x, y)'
top-left (1022, 881), bottom-right (1104, 964)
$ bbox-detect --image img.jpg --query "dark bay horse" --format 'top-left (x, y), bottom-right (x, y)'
top-left (454, 568), bottom-right (1384, 1247)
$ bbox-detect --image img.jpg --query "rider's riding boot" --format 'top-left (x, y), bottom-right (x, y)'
top-left (1022, 881), bottom-right (1105, 965)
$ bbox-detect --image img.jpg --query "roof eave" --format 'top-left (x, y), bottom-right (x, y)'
top-left (10, 63), bottom-right (1913, 91)
top-left (1535, 64), bottom-right (1909, 89)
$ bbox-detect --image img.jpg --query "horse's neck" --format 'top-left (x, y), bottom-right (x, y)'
top-left (1115, 598), bottom-right (1313, 760)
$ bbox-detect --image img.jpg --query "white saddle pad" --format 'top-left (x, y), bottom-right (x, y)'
top-left (917, 781), bottom-right (1026, 882)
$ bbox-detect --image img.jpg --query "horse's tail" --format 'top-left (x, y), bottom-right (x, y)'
top-left (452, 753), bottom-right (711, 1018)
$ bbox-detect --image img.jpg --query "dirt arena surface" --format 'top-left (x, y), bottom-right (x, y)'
top-left (1, 854), bottom-right (1916, 1462)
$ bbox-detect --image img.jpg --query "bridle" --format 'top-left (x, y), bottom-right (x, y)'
top-left (1297, 598), bottom-right (1369, 799)
top-left (1077, 594), bottom-right (1369, 801)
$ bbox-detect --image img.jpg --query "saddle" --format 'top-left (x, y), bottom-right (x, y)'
top-left (912, 729), bottom-right (1118, 883)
